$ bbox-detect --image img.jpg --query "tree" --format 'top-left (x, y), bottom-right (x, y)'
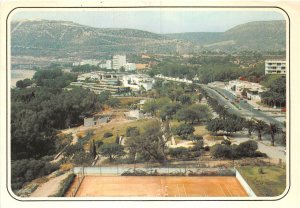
top-left (159, 102), bottom-right (182, 120)
top-left (125, 120), bottom-right (168, 165)
top-left (175, 123), bottom-right (195, 139)
top-left (254, 120), bottom-right (267, 141)
top-left (178, 94), bottom-right (192, 105)
top-left (176, 108), bottom-right (197, 124)
top-left (107, 97), bottom-right (121, 108)
top-left (143, 100), bottom-right (159, 115)
top-left (99, 143), bottom-right (125, 161)
top-left (189, 104), bottom-right (212, 122)
top-left (16, 78), bottom-right (33, 88)
top-left (266, 123), bottom-right (280, 146)
top-left (206, 119), bottom-right (224, 134)
top-left (245, 120), bottom-right (256, 136)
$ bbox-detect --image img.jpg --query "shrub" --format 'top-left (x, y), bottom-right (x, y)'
top-left (175, 123), bottom-right (195, 139)
top-left (103, 132), bottom-right (113, 138)
top-left (235, 140), bottom-right (258, 157)
top-left (188, 135), bottom-right (203, 141)
top-left (11, 159), bottom-right (59, 191)
top-left (169, 147), bottom-right (189, 159)
top-left (221, 139), bottom-right (231, 146)
top-left (126, 127), bottom-right (140, 137)
top-left (191, 140), bottom-right (204, 151)
top-left (210, 144), bottom-right (232, 158)
top-left (204, 146), bottom-right (210, 151)
top-left (50, 173), bottom-right (75, 197)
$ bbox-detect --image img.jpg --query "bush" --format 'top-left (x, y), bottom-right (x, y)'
top-left (11, 159), bottom-right (59, 191)
top-left (169, 147), bottom-right (189, 159)
top-left (188, 135), bottom-right (203, 141)
top-left (210, 144), bottom-right (232, 158)
top-left (126, 127), bottom-right (140, 137)
top-left (50, 173), bottom-right (75, 197)
top-left (204, 146), bottom-right (210, 151)
top-left (174, 123), bottom-right (195, 139)
top-left (235, 140), bottom-right (258, 157)
top-left (191, 140), bottom-right (204, 151)
top-left (103, 132), bottom-right (113, 138)
top-left (221, 139), bottom-right (231, 146)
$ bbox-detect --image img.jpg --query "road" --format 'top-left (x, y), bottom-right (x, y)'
top-left (201, 85), bottom-right (285, 128)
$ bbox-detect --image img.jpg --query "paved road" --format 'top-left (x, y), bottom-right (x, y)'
top-left (201, 85), bottom-right (284, 128)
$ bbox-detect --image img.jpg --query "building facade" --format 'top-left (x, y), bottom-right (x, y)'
top-left (265, 60), bottom-right (286, 75)
top-left (112, 55), bottom-right (126, 70)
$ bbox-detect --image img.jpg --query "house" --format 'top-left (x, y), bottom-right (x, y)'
top-left (246, 89), bottom-right (262, 102)
top-left (84, 115), bottom-right (111, 127)
top-left (124, 110), bottom-right (144, 120)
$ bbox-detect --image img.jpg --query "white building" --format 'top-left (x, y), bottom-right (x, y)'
top-left (225, 79), bottom-right (266, 100)
top-left (124, 110), bottom-right (144, 120)
top-left (124, 63), bottom-right (136, 71)
top-left (106, 60), bottom-right (112, 69)
top-left (112, 55), bottom-right (126, 70)
top-left (122, 74), bottom-right (154, 91)
top-left (265, 60), bottom-right (286, 75)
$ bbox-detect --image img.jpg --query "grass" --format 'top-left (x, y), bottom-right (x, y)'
top-left (90, 118), bottom-right (155, 144)
top-left (237, 166), bottom-right (286, 197)
top-left (193, 125), bottom-right (209, 136)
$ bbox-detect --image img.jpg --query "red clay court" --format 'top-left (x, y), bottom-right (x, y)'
top-left (69, 176), bottom-right (248, 197)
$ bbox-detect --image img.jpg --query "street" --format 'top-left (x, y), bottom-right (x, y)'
top-left (201, 85), bottom-right (285, 128)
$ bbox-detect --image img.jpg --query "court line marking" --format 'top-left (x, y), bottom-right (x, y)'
top-left (182, 184), bottom-right (187, 197)
top-left (218, 183), bottom-right (226, 196)
top-left (224, 183), bottom-right (232, 197)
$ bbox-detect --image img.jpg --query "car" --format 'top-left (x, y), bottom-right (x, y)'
top-left (253, 107), bottom-right (261, 111)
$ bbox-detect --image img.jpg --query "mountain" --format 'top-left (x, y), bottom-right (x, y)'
top-left (11, 19), bottom-right (286, 58)
top-left (11, 19), bottom-right (201, 57)
top-left (166, 20), bottom-right (286, 51)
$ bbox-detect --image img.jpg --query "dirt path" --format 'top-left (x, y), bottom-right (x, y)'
top-left (30, 172), bottom-right (71, 197)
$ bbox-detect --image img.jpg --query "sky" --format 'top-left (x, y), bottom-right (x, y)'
top-left (11, 9), bottom-right (285, 34)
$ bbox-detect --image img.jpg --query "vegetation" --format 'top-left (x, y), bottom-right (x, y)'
top-left (11, 159), bottom-right (60, 192)
top-left (99, 143), bottom-right (125, 161)
top-left (51, 173), bottom-right (76, 197)
top-left (237, 166), bottom-right (286, 196)
top-left (125, 120), bottom-right (169, 165)
top-left (210, 140), bottom-right (267, 159)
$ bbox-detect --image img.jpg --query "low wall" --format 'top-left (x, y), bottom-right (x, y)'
top-left (235, 168), bottom-right (257, 197)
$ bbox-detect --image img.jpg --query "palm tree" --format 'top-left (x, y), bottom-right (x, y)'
top-left (254, 120), bottom-right (267, 141)
top-left (245, 119), bottom-right (256, 136)
top-left (266, 123), bottom-right (280, 146)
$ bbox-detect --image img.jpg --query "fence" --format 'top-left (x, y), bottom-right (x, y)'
top-left (70, 167), bottom-right (85, 197)
top-left (73, 166), bottom-right (236, 177)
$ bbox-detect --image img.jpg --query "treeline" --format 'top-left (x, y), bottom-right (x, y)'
top-left (11, 69), bottom-right (103, 192)
top-left (148, 58), bottom-right (266, 84)
top-left (71, 64), bottom-right (114, 73)
top-left (202, 89), bottom-right (286, 146)
top-left (260, 76), bottom-right (286, 107)
top-left (143, 82), bottom-right (212, 123)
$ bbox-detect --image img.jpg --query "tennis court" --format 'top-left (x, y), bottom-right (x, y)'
top-left (68, 176), bottom-right (248, 197)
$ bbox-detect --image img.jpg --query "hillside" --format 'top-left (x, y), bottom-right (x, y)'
top-left (11, 19), bottom-right (286, 58)
top-left (166, 20), bottom-right (286, 51)
top-left (11, 19), bottom-right (201, 57)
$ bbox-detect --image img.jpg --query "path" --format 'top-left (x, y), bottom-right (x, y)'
top-left (30, 172), bottom-right (71, 197)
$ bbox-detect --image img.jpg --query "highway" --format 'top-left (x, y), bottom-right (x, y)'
top-left (201, 85), bottom-right (285, 128)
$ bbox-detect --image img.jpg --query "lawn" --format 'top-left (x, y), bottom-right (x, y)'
top-left (237, 166), bottom-right (286, 197)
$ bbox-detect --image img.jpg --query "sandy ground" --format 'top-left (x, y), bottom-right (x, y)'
top-left (69, 176), bottom-right (248, 197)
top-left (10, 70), bottom-right (36, 87)
top-left (30, 172), bottom-right (71, 197)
